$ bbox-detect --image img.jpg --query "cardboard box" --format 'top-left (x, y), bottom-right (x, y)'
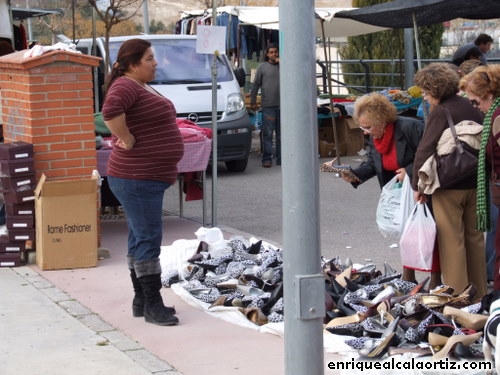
top-left (335, 117), bottom-right (366, 156)
top-left (318, 125), bottom-right (334, 143)
top-left (35, 174), bottom-right (98, 270)
top-left (319, 140), bottom-right (336, 158)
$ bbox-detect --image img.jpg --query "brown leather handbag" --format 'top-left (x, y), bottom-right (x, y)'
top-left (436, 108), bottom-right (479, 189)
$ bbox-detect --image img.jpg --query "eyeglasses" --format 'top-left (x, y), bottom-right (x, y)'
top-left (357, 124), bottom-right (372, 133)
top-left (469, 98), bottom-right (481, 107)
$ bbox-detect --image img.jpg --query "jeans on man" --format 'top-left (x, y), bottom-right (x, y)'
top-left (108, 176), bottom-right (170, 262)
top-left (261, 106), bottom-right (281, 163)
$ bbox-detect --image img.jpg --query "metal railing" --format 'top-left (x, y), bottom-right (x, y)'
top-left (316, 58), bottom-right (500, 95)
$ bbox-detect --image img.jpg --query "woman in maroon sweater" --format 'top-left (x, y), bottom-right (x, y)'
top-left (460, 65), bottom-right (500, 291)
top-left (102, 38), bottom-right (184, 326)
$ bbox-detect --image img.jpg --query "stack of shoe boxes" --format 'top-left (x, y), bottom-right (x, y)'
top-left (0, 141), bottom-right (35, 267)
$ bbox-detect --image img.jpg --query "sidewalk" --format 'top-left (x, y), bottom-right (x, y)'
top-left (0, 216), bottom-right (342, 375)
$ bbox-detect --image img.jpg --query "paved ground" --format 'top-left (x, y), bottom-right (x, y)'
top-left (0, 131), bottom-right (473, 374)
top-left (1, 217), bottom-right (348, 375)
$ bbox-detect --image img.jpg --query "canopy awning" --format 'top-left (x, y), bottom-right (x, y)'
top-left (11, 7), bottom-right (63, 21)
top-left (181, 6), bottom-right (389, 37)
top-left (334, 0), bottom-right (500, 29)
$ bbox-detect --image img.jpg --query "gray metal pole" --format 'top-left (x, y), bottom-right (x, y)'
top-left (143, 0), bottom-right (150, 34)
top-left (280, 1), bottom-right (325, 374)
top-left (211, 1), bottom-right (218, 227)
top-left (404, 28), bottom-right (414, 89)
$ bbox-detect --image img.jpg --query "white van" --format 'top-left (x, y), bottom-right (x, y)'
top-left (76, 34), bottom-right (252, 172)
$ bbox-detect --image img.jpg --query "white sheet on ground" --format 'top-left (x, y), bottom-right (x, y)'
top-left (160, 226), bottom-right (358, 355)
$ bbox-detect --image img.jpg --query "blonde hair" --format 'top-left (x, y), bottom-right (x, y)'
top-left (353, 93), bottom-right (398, 125)
top-left (459, 65), bottom-right (500, 100)
top-left (459, 59), bottom-right (483, 76)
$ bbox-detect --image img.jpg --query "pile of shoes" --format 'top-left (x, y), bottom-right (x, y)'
top-left (322, 256), bottom-right (491, 361)
top-left (162, 238), bottom-right (284, 325)
top-left (163, 237), bottom-right (495, 362)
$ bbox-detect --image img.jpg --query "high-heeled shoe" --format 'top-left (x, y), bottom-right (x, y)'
top-left (449, 283), bottom-right (477, 306)
top-left (246, 240), bottom-right (263, 254)
top-left (239, 307), bottom-right (268, 326)
top-left (343, 276), bottom-right (362, 292)
top-left (428, 332), bottom-right (448, 347)
top-left (430, 284), bottom-right (455, 295)
top-left (337, 289), bottom-right (357, 316)
top-left (261, 282), bottom-right (283, 315)
top-left (388, 346), bottom-right (432, 357)
top-left (324, 312), bottom-right (365, 328)
top-left (359, 316), bottom-right (400, 356)
top-left (334, 266), bottom-right (352, 287)
top-left (324, 322), bottom-right (364, 337)
top-left (431, 331), bottom-right (483, 360)
top-left (410, 276), bottom-right (430, 294)
top-left (359, 332), bottom-right (396, 359)
top-left (442, 305), bottom-right (488, 331)
top-left (371, 286), bottom-right (396, 305)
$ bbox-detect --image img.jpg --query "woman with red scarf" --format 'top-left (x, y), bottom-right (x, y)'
top-left (341, 93), bottom-right (441, 288)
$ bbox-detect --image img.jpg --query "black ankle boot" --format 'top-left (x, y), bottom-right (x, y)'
top-left (139, 273), bottom-right (179, 326)
top-left (128, 256), bottom-right (145, 317)
top-left (130, 268), bottom-right (145, 317)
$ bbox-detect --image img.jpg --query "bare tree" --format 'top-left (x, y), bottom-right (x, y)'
top-left (29, 0), bottom-right (80, 44)
top-left (88, 0), bottom-right (145, 85)
top-left (199, 0), bottom-right (225, 8)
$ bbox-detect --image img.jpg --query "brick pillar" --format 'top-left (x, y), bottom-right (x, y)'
top-left (0, 50), bottom-right (104, 248)
top-left (0, 49), bottom-right (100, 180)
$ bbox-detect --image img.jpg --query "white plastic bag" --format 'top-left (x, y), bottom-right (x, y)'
top-left (376, 175), bottom-right (414, 238)
top-left (399, 202), bottom-right (436, 271)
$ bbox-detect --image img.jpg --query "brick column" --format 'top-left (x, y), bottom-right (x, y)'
top-left (0, 50), bottom-right (104, 250)
top-left (0, 49), bottom-right (100, 180)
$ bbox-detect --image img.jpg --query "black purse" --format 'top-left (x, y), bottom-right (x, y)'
top-left (436, 108), bottom-right (479, 189)
top-left (490, 136), bottom-right (500, 206)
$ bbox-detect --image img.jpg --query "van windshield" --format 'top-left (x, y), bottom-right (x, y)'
top-left (108, 38), bottom-right (233, 84)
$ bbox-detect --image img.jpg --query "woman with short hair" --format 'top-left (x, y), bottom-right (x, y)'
top-left (412, 62), bottom-right (486, 299)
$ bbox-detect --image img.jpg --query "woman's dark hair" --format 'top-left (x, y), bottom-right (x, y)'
top-left (0, 40), bottom-right (14, 56)
top-left (414, 62), bottom-right (460, 101)
top-left (105, 38), bottom-right (151, 94)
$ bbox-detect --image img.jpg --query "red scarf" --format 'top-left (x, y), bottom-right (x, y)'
top-left (373, 123), bottom-right (399, 171)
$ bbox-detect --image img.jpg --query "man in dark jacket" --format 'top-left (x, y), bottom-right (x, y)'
top-left (452, 33), bottom-right (493, 66)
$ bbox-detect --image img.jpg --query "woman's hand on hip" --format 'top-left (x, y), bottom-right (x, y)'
top-left (116, 134), bottom-right (136, 150)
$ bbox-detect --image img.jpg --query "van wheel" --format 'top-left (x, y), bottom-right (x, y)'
top-left (225, 158), bottom-right (248, 173)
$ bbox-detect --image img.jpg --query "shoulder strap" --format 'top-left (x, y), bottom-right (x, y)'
top-left (443, 106), bottom-right (464, 153)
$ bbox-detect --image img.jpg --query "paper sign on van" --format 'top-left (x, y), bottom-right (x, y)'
top-left (196, 25), bottom-right (226, 54)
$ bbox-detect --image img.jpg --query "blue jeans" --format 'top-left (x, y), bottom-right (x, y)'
top-left (108, 176), bottom-right (170, 262)
top-left (261, 107), bottom-right (281, 163)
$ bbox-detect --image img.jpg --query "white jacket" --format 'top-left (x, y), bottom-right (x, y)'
top-left (418, 120), bottom-right (482, 194)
